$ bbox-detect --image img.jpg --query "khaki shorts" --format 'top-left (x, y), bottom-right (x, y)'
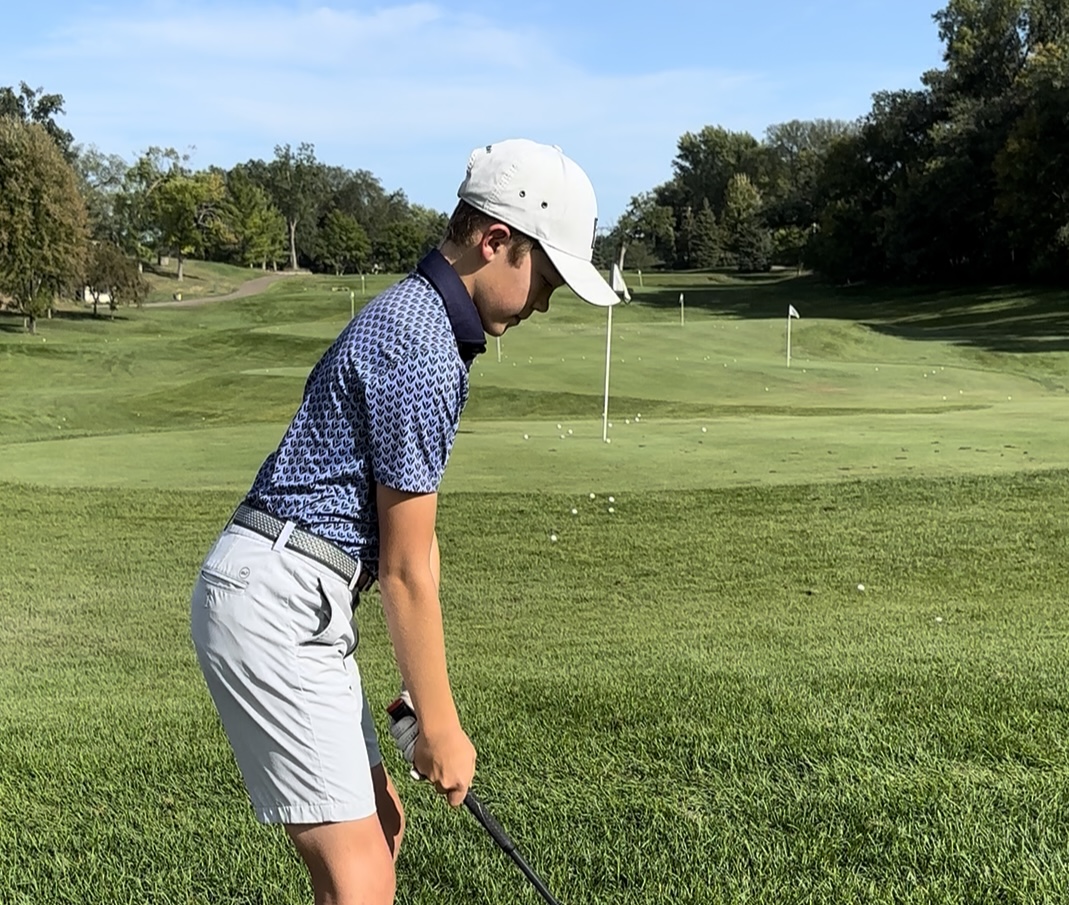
top-left (190, 523), bottom-right (382, 824)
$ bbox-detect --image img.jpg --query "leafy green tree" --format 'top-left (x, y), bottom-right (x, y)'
top-left (674, 205), bottom-right (696, 269)
top-left (721, 174), bottom-right (771, 272)
top-left (372, 220), bottom-right (424, 273)
top-left (74, 146), bottom-right (129, 243)
top-left (667, 127), bottom-right (766, 213)
top-left (692, 199), bottom-right (723, 269)
top-left (153, 170), bottom-right (226, 280)
top-left (762, 119), bottom-right (854, 231)
top-left (993, 41), bottom-right (1069, 273)
top-left (0, 118), bottom-right (89, 333)
top-left (264, 143), bottom-right (328, 270)
top-left (86, 241), bottom-right (148, 317)
top-left (222, 169), bottom-right (287, 269)
top-left (0, 82), bottom-right (75, 159)
top-left (316, 210), bottom-right (371, 275)
top-left (612, 192), bottom-right (675, 269)
top-left (408, 204), bottom-right (449, 257)
top-left (113, 147), bottom-right (185, 268)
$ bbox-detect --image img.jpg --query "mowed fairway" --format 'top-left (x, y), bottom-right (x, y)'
top-left (3, 271), bottom-right (1069, 904)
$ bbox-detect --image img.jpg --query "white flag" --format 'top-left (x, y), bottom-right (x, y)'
top-left (788, 304), bottom-right (800, 318)
top-left (611, 263), bottom-right (631, 301)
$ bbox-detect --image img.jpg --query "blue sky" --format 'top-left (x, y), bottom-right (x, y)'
top-left (4, 0), bottom-right (947, 223)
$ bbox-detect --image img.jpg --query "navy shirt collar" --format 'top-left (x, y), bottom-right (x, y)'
top-left (416, 249), bottom-right (486, 366)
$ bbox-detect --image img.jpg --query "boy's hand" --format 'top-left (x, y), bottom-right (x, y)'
top-left (414, 724), bottom-right (476, 807)
top-left (388, 694), bottom-right (476, 807)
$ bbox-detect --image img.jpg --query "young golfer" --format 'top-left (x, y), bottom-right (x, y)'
top-left (190, 138), bottom-right (619, 904)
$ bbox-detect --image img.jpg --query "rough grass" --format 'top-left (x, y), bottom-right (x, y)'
top-left (3, 475), bottom-right (1069, 904)
top-left (3, 266), bottom-right (1069, 903)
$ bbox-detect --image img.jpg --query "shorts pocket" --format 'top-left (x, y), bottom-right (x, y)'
top-left (301, 577), bottom-right (356, 655)
top-left (200, 564), bottom-right (250, 593)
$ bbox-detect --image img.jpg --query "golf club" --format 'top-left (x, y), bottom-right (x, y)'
top-left (386, 697), bottom-right (564, 905)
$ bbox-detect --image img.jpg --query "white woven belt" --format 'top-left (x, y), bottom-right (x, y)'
top-left (230, 504), bottom-right (375, 593)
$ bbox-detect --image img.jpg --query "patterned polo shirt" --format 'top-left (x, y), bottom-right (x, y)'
top-left (245, 250), bottom-right (486, 567)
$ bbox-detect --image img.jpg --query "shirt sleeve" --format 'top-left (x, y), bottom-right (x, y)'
top-left (365, 341), bottom-right (463, 493)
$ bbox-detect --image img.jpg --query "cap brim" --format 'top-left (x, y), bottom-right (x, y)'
top-left (543, 246), bottom-right (621, 307)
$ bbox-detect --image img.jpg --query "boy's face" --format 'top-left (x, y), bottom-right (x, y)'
top-left (474, 237), bottom-right (565, 337)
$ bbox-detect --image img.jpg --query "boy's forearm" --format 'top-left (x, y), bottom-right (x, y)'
top-left (379, 571), bottom-right (458, 737)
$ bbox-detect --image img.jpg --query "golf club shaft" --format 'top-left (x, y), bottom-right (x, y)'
top-left (463, 790), bottom-right (562, 905)
top-left (387, 697), bottom-right (563, 903)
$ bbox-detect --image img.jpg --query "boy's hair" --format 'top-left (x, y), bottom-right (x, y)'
top-left (445, 200), bottom-right (536, 265)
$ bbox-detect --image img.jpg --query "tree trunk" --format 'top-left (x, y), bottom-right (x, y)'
top-left (177, 253), bottom-right (184, 282)
top-left (288, 220), bottom-right (298, 270)
top-left (92, 294), bottom-right (99, 317)
top-left (27, 315), bottom-right (36, 335)
top-left (616, 239), bottom-right (629, 272)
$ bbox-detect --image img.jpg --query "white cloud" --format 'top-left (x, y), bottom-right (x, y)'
top-left (13, 2), bottom-right (861, 221)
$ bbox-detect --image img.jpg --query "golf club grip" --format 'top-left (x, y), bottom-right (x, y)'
top-left (464, 791), bottom-right (515, 853)
top-left (465, 792), bottom-right (563, 905)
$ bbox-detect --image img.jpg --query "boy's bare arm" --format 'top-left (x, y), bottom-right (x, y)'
top-left (375, 484), bottom-right (457, 736)
top-left (376, 483), bottom-right (475, 804)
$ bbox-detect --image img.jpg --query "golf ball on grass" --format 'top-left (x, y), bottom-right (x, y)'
top-left (857, 583), bottom-right (866, 592)
top-left (550, 534), bottom-right (558, 543)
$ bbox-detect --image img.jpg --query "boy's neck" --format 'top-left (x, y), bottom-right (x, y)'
top-left (438, 240), bottom-right (479, 300)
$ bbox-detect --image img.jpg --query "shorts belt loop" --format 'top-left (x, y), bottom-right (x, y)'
top-left (348, 561), bottom-right (363, 592)
top-left (273, 520), bottom-right (296, 552)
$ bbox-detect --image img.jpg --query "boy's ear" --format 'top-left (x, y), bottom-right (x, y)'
top-left (479, 223), bottom-right (513, 261)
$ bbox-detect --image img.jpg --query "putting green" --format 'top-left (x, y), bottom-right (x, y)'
top-left (4, 400), bottom-right (1065, 493)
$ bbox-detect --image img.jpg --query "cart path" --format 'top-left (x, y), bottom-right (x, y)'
top-left (150, 271), bottom-right (306, 307)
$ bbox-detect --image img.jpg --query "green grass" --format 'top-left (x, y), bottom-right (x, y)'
top-left (3, 266), bottom-right (1069, 903)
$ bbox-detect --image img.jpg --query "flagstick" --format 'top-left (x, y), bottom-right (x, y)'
top-left (786, 313), bottom-right (792, 368)
top-left (602, 305), bottom-right (613, 443)
top-left (680, 292), bottom-right (685, 326)
top-left (496, 335), bottom-right (501, 363)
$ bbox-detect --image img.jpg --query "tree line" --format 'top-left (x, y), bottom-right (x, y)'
top-left (604, 0), bottom-right (1069, 284)
top-left (3, 0), bottom-right (1068, 334)
top-left (0, 84), bottom-right (447, 332)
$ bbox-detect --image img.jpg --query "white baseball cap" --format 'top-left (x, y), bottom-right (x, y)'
top-left (457, 139), bottom-right (620, 307)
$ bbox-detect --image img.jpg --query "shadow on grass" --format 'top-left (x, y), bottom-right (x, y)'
top-left (50, 308), bottom-right (132, 324)
top-left (0, 308), bottom-right (132, 334)
top-left (632, 272), bottom-right (1069, 354)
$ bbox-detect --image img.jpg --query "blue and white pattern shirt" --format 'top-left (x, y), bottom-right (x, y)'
top-left (245, 250), bottom-right (485, 567)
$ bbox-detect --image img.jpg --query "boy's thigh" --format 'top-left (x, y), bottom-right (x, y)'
top-left (286, 813), bottom-right (396, 902)
top-left (191, 527), bottom-right (380, 824)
